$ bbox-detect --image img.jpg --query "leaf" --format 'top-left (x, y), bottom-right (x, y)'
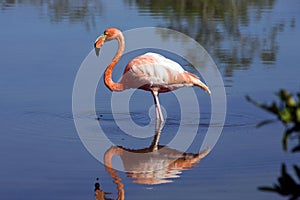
top-left (245, 95), bottom-right (279, 115)
top-left (269, 102), bottom-right (280, 115)
top-left (258, 164), bottom-right (300, 199)
top-left (256, 119), bottom-right (277, 128)
top-left (278, 109), bottom-right (292, 124)
top-left (294, 165), bottom-right (300, 180)
top-left (282, 130), bottom-right (291, 151)
top-left (278, 90), bottom-right (296, 107)
top-left (292, 144), bottom-right (300, 153)
top-left (279, 164), bottom-right (297, 193)
top-left (258, 186), bottom-right (278, 192)
top-left (247, 91), bottom-right (300, 151)
top-left (296, 108), bottom-right (300, 123)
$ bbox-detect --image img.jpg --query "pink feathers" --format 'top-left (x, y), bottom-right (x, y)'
top-left (121, 52), bottom-right (210, 93)
top-left (95, 28), bottom-right (210, 121)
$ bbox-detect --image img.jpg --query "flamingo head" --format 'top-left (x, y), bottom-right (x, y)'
top-left (94, 28), bottom-right (121, 56)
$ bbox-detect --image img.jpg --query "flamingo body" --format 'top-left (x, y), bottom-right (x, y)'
top-left (121, 52), bottom-right (199, 93)
top-left (94, 28), bottom-right (210, 121)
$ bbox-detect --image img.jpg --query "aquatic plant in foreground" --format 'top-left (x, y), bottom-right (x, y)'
top-left (246, 89), bottom-right (300, 152)
top-left (246, 89), bottom-right (300, 200)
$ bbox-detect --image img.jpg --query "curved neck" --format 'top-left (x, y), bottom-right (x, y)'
top-left (104, 32), bottom-right (125, 91)
top-left (104, 146), bottom-right (125, 200)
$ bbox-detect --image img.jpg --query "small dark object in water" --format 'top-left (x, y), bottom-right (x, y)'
top-left (96, 115), bottom-right (103, 121)
top-left (94, 178), bottom-right (100, 191)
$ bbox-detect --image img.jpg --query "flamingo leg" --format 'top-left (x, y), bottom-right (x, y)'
top-left (151, 118), bottom-right (165, 151)
top-left (151, 90), bottom-right (164, 122)
top-left (154, 102), bottom-right (159, 120)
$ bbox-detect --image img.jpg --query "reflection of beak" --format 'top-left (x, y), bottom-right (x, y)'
top-left (94, 34), bottom-right (106, 56)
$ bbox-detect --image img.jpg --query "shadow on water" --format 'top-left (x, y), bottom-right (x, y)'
top-left (94, 120), bottom-right (210, 200)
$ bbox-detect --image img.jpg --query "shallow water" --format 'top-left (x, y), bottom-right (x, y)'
top-left (1, 0), bottom-right (300, 199)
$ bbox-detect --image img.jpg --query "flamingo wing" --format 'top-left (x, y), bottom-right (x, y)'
top-left (121, 52), bottom-right (198, 92)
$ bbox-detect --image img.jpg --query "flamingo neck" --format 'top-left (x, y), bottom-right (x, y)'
top-left (104, 147), bottom-right (125, 200)
top-left (104, 32), bottom-right (125, 91)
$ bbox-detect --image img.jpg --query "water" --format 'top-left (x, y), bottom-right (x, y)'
top-left (1, 0), bottom-right (300, 199)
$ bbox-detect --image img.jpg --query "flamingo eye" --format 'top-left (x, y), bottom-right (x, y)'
top-left (104, 31), bottom-right (108, 36)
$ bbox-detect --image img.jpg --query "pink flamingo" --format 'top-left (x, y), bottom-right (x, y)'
top-left (94, 28), bottom-right (211, 122)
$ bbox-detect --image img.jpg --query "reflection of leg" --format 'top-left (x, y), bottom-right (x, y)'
top-left (152, 90), bottom-right (164, 122)
top-left (151, 118), bottom-right (165, 151)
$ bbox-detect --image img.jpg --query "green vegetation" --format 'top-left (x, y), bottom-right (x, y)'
top-left (127, 0), bottom-right (284, 76)
top-left (247, 89), bottom-right (300, 199)
top-left (246, 89), bottom-right (300, 152)
top-left (2, 0), bottom-right (292, 77)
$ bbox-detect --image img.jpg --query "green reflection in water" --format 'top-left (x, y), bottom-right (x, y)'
top-left (1, 0), bottom-right (296, 77)
top-left (1, 0), bottom-right (103, 31)
top-left (126, 0), bottom-right (296, 77)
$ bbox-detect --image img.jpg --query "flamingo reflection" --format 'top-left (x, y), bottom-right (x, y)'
top-left (96, 120), bottom-right (210, 199)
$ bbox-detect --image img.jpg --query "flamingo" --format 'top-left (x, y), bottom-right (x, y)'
top-left (94, 28), bottom-right (211, 122)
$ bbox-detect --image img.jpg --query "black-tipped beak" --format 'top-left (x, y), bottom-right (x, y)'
top-left (95, 47), bottom-right (100, 57)
top-left (94, 34), bottom-right (106, 56)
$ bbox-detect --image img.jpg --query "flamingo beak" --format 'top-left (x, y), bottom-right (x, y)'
top-left (94, 34), bottom-right (107, 56)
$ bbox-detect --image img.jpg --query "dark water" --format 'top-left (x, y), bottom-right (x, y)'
top-left (1, 0), bottom-right (300, 199)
